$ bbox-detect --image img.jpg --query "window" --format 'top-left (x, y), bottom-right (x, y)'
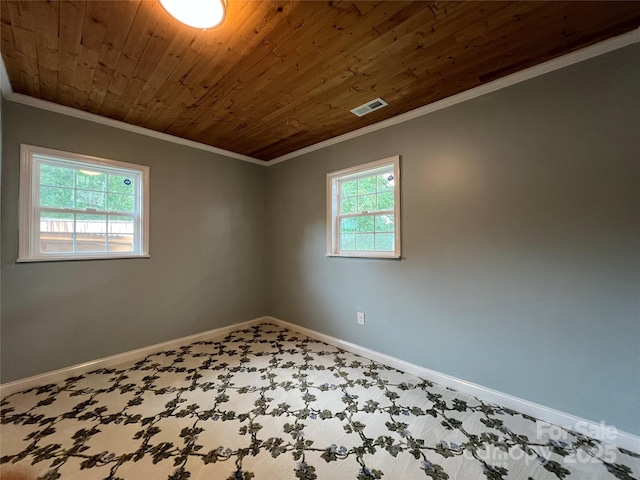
top-left (19, 145), bottom-right (150, 262)
top-left (327, 156), bottom-right (400, 258)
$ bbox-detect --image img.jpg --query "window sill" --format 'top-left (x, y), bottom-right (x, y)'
top-left (326, 253), bottom-right (401, 259)
top-left (17, 254), bottom-right (151, 263)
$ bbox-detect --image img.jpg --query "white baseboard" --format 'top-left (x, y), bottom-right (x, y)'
top-left (264, 317), bottom-right (640, 454)
top-left (0, 317), bottom-right (268, 397)
top-left (2, 316), bottom-right (638, 453)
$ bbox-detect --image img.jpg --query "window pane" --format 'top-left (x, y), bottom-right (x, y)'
top-left (108, 215), bottom-right (135, 252)
top-left (377, 173), bottom-right (394, 192)
top-left (340, 217), bottom-right (356, 233)
top-left (375, 214), bottom-right (394, 232)
top-left (76, 233), bottom-right (106, 252)
top-left (108, 215), bottom-right (134, 234)
top-left (356, 215), bottom-right (374, 233)
top-left (76, 190), bottom-right (106, 210)
top-left (40, 164), bottom-right (74, 188)
top-left (358, 194), bottom-right (376, 212)
top-left (375, 233), bottom-right (394, 251)
top-left (358, 176), bottom-right (377, 195)
top-left (40, 186), bottom-right (74, 208)
top-left (76, 213), bottom-right (107, 252)
top-left (341, 180), bottom-right (357, 197)
top-left (108, 193), bottom-right (135, 213)
top-left (40, 212), bottom-right (73, 233)
top-left (40, 232), bottom-right (73, 253)
top-left (76, 214), bottom-right (107, 233)
top-left (340, 234), bottom-right (356, 251)
top-left (341, 196), bottom-right (357, 214)
top-left (108, 234), bottom-right (134, 252)
top-left (76, 171), bottom-right (106, 191)
top-left (355, 233), bottom-right (374, 250)
top-left (108, 174), bottom-right (135, 194)
top-left (377, 191), bottom-right (394, 210)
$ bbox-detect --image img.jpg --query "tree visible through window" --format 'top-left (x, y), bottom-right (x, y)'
top-left (19, 145), bottom-right (150, 261)
top-left (327, 156), bottom-right (401, 258)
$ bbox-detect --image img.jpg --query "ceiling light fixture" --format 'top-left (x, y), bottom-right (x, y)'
top-left (159, 0), bottom-right (227, 30)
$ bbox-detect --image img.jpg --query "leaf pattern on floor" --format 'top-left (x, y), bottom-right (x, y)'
top-left (1, 324), bottom-right (638, 479)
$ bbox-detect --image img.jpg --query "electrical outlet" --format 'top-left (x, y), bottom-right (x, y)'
top-left (357, 312), bottom-right (365, 325)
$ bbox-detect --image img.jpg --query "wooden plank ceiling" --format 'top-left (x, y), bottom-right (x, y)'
top-left (1, 1), bottom-right (639, 161)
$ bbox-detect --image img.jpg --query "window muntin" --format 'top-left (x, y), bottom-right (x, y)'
top-left (327, 156), bottom-right (400, 258)
top-left (19, 145), bottom-right (149, 262)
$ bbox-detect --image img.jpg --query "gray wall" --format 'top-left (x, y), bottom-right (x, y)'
top-left (0, 97), bottom-right (3, 337)
top-left (266, 45), bottom-right (640, 435)
top-left (2, 45), bottom-right (638, 436)
top-left (1, 102), bottom-right (268, 382)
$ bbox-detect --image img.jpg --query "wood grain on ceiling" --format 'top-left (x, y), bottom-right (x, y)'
top-left (1, 1), bottom-right (639, 161)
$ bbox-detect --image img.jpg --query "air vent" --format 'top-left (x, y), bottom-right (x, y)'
top-left (350, 97), bottom-right (388, 117)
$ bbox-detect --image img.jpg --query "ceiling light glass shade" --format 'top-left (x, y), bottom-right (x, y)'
top-left (159, 0), bottom-right (226, 30)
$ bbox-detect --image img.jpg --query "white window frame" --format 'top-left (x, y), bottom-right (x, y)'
top-left (326, 155), bottom-right (401, 259)
top-left (18, 144), bottom-right (150, 262)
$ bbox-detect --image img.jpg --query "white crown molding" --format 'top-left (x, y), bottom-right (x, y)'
top-left (4, 92), bottom-right (266, 166)
top-left (265, 317), bottom-right (640, 454)
top-left (2, 28), bottom-right (638, 166)
top-left (267, 27), bottom-right (640, 165)
top-left (0, 317), bottom-right (267, 397)
top-left (0, 53), bottom-right (13, 98)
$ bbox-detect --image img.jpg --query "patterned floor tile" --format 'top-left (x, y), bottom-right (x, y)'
top-left (1, 324), bottom-right (638, 480)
